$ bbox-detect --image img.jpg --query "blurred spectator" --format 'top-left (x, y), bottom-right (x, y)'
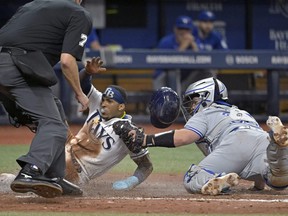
top-left (153, 15), bottom-right (213, 92)
top-left (158, 15), bottom-right (199, 51)
top-left (86, 28), bottom-right (102, 50)
top-left (194, 10), bottom-right (228, 50)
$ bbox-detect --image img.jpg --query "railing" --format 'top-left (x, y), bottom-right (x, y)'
top-left (85, 49), bottom-right (288, 119)
top-left (1, 50), bottom-right (287, 124)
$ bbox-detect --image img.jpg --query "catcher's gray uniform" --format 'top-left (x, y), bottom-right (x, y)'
top-left (183, 102), bottom-right (270, 192)
top-left (111, 77), bottom-right (288, 194)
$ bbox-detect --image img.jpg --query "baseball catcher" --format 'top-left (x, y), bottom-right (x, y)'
top-left (113, 78), bottom-right (288, 195)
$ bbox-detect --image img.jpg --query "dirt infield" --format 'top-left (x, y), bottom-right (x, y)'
top-left (1, 124), bottom-right (288, 215)
top-left (1, 174), bottom-right (288, 214)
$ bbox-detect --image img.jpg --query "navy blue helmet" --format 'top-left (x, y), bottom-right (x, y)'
top-left (149, 87), bottom-right (180, 128)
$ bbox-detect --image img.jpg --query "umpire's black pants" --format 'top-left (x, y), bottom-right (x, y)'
top-left (0, 52), bottom-right (67, 178)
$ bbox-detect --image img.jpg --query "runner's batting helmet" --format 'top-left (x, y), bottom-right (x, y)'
top-left (149, 87), bottom-right (180, 128)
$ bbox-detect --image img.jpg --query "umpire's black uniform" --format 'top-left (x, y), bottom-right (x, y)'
top-left (0, 0), bottom-right (91, 184)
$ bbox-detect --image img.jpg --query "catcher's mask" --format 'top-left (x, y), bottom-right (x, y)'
top-left (181, 77), bottom-right (228, 121)
top-left (149, 87), bottom-right (180, 128)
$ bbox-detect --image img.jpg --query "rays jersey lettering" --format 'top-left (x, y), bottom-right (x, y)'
top-left (89, 120), bottom-right (115, 150)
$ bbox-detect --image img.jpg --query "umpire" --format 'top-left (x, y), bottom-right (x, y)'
top-left (0, 0), bottom-right (92, 198)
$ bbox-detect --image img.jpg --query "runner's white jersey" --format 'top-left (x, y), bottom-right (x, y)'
top-left (77, 85), bottom-right (148, 182)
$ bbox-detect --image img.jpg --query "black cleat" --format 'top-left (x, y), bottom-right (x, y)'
top-left (58, 178), bottom-right (83, 196)
top-left (10, 164), bottom-right (63, 198)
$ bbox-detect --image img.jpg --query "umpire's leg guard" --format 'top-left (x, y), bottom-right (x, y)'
top-left (264, 132), bottom-right (288, 190)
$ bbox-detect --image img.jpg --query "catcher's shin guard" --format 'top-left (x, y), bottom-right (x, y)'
top-left (265, 134), bottom-right (288, 189)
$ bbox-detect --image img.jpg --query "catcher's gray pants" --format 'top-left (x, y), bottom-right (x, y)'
top-left (0, 52), bottom-right (67, 178)
top-left (184, 129), bottom-right (269, 193)
top-left (198, 130), bottom-right (269, 184)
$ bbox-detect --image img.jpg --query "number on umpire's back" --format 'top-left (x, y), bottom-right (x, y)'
top-left (79, 33), bottom-right (88, 47)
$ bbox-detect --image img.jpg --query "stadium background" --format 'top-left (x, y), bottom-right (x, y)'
top-left (0, 0), bottom-right (287, 124)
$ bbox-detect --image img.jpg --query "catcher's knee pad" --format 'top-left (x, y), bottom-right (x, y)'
top-left (183, 164), bottom-right (218, 194)
top-left (265, 137), bottom-right (288, 190)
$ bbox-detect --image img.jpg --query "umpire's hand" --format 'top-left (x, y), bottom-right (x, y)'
top-left (76, 92), bottom-right (89, 112)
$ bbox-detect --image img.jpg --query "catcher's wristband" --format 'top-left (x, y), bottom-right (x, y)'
top-left (145, 130), bottom-right (175, 148)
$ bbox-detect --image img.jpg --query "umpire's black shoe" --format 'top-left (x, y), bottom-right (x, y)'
top-left (58, 178), bottom-right (83, 196)
top-left (10, 164), bottom-right (63, 198)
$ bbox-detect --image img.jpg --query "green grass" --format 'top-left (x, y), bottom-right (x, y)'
top-left (111, 144), bottom-right (204, 174)
top-left (0, 144), bottom-right (204, 175)
top-left (0, 145), bottom-right (29, 173)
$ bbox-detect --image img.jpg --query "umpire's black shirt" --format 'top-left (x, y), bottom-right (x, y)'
top-left (0, 0), bottom-right (92, 66)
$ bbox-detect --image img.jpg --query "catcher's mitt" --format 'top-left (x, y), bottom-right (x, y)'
top-left (113, 121), bottom-right (144, 154)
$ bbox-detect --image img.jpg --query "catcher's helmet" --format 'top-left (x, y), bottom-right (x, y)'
top-left (182, 77), bottom-right (228, 121)
top-left (149, 87), bottom-right (180, 128)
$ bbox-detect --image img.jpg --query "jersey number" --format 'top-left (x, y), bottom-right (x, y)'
top-left (229, 107), bottom-right (254, 122)
top-left (79, 34), bottom-right (88, 47)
